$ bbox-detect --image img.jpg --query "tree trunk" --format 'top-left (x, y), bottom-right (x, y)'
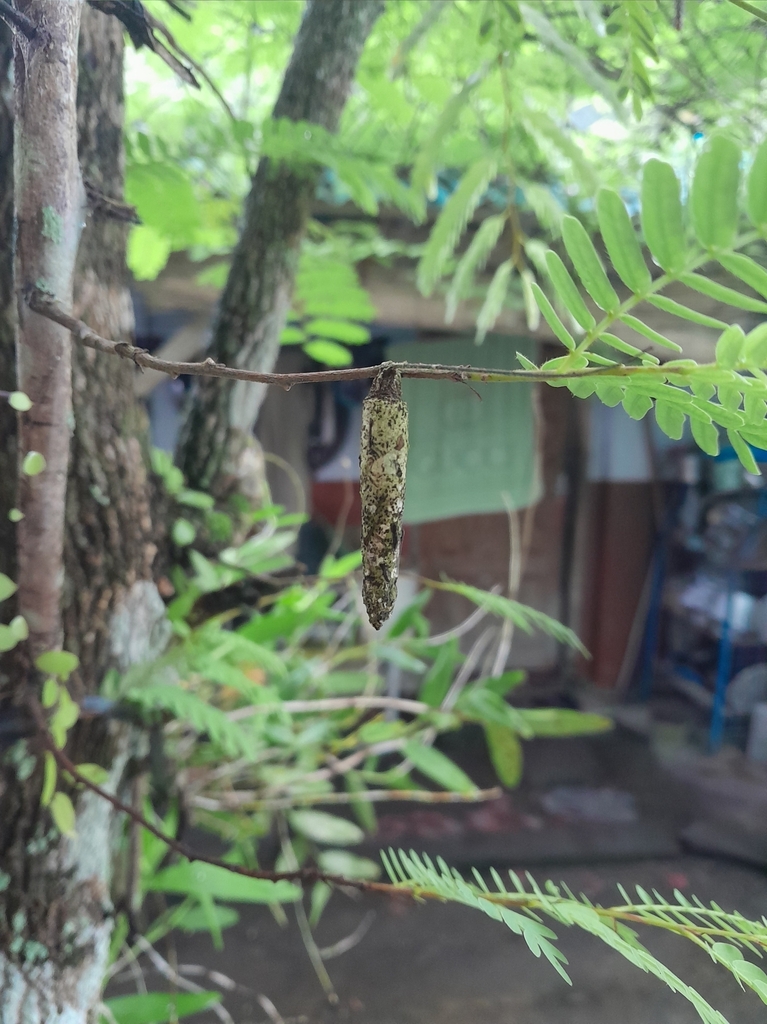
top-left (65, 3), bottom-right (160, 689)
top-left (0, 19), bottom-right (15, 592)
top-left (13, 0), bottom-right (83, 659)
top-left (0, 7), bottom-right (162, 1022)
top-left (177, 0), bottom-right (383, 495)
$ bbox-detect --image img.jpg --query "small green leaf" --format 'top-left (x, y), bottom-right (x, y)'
top-left (0, 573), bottom-right (17, 602)
top-left (177, 904), bottom-right (239, 934)
top-left (289, 810), bottom-right (364, 846)
top-left (50, 791), bottom-right (76, 838)
top-left (530, 282), bottom-right (575, 350)
top-left (303, 340), bottom-right (352, 366)
top-left (149, 861), bottom-right (300, 902)
top-left (718, 252), bottom-right (767, 300)
top-left (8, 391), bottom-right (32, 412)
top-left (403, 740), bottom-right (476, 793)
top-left (49, 688), bottom-right (80, 747)
top-left (7, 508), bottom-right (23, 522)
top-left (280, 326), bottom-right (306, 344)
top-left (622, 391), bottom-right (653, 420)
top-left (596, 188), bottom-right (651, 294)
top-left (599, 333), bottom-right (645, 359)
top-left (618, 314), bottom-right (681, 352)
top-left (75, 763), bottom-right (110, 786)
top-left (176, 489), bottom-right (215, 510)
top-left (317, 849), bottom-right (381, 880)
top-left (41, 752), bottom-right (57, 807)
top-left (645, 295), bottom-right (727, 330)
top-left (641, 159), bottom-right (685, 273)
top-left (484, 724), bottom-right (523, 788)
top-left (309, 881), bottom-right (332, 927)
top-left (519, 708), bottom-right (612, 737)
top-left (35, 650), bottom-right (79, 681)
top-left (475, 259), bottom-right (513, 344)
top-left (103, 992), bottom-right (221, 1024)
top-left (690, 135), bottom-right (740, 250)
top-left (744, 322), bottom-right (767, 365)
top-left (748, 138), bottom-right (767, 231)
top-left (9, 615), bottom-right (28, 642)
top-left (305, 319), bottom-right (370, 345)
top-left (171, 518), bottom-right (196, 547)
top-left (41, 677), bottom-right (59, 708)
top-left (680, 273), bottom-right (767, 314)
top-left (690, 417), bottom-right (720, 456)
top-left (545, 251), bottom-right (595, 330)
top-left (22, 451), bottom-right (46, 476)
top-left (728, 430), bottom-right (760, 474)
top-left (562, 215), bottom-right (619, 312)
top-left (715, 324), bottom-right (746, 368)
top-left (655, 400), bottom-right (685, 440)
top-left (0, 625), bottom-right (19, 652)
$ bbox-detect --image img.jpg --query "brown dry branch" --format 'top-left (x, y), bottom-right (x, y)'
top-left (27, 288), bottom-right (659, 389)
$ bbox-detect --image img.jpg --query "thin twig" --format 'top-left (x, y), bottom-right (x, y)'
top-left (422, 587), bottom-right (499, 646)
top-left (441, 626), bottom-right (497, 711)
top-left (28, 699), bottom-right (397, 895)
top-left (25, 289), bottom-right (665, 390)
top-left (0, 0), bottom-right (37, 39)
top-left (318, 911), bottom-right (376, 960)
top-left (278, 816), bottom-right (338, 1005)
top-left (257, 994), bottom-right (286, 1024)
top-left (177, 965), bottom-right (244, 993)
top-left (228, 695), bottom-right (431, 721)
top-left (190, 786), bottom-right (503, 812)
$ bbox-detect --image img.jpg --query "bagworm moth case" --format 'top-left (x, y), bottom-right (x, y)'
top-left (359, 365), bottom-right (409, 629)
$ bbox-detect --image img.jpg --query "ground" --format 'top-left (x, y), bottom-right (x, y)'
top-left (171, 856), bottom-right (767, 1024)
top-left (112, 725), bottom-right (767, 1023)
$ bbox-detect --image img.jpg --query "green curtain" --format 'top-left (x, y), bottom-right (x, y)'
top-left (387, 335), bottom-right (541, 525)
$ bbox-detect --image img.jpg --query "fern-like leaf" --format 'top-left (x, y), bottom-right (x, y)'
top-left (417, 157), bottom-right (498, 297)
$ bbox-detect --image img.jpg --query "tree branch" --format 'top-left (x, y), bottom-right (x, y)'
top-left (26, 288), bottom-right (666, 389)
top-left (0, 0), bottom-right (37, 39)
top-left (30, 697), bottom-right (401, 895)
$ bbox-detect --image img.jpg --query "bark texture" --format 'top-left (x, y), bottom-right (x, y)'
top-left (14, 0), bottom-right (84, 658)
top-left (177, 0), bottom-right (384, 494)
top-left (65, 3), bottom-right (158, 690)
top-left (0, 20), bottom-right (15, 593)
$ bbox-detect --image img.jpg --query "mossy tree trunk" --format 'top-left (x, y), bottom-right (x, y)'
top-left (177, 0), bottom-right (384, 496)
